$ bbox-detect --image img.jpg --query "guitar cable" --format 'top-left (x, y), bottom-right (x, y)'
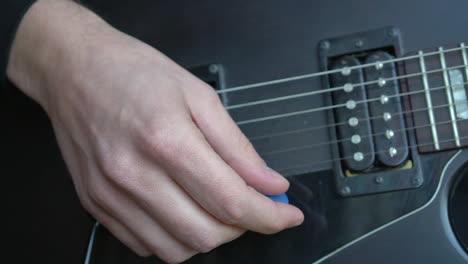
top-left (84, 221), bottom-right (100, 264)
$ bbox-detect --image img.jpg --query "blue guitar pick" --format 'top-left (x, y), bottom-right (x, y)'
top-left (266, 193), bottom-right (289, 204)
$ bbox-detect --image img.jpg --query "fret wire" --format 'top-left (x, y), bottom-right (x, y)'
top-left (227, 64), bottom-right (466, 111)
top-left (218, 45), bottom-right (466, 94)
top-left (234, 65), bottom-right (466, 126)
top-left (275, 134), bottom-right (468, 173)
top-left (439, 47), bottom-right (461, 147)
top-left (260, 118), bottom-right (467, 157)
top-left (418, 50), bottom-right (440, 150)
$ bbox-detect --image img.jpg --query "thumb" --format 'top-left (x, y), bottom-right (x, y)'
top-left (186, 84), bottom-right (289, 195)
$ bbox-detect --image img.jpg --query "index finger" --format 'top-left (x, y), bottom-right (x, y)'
top-left (141, 119), bottom-right (304, 234)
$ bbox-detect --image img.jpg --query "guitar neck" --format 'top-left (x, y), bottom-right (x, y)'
top-left (404, 42), bottom-right (468, 153)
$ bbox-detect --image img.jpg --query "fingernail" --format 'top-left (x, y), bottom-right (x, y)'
top-left (293, 218), bottom-right (304, 227)
top-left (266, 167), bottom-right (289, 185)
top-left (292, 210), bottom-right (305, 227)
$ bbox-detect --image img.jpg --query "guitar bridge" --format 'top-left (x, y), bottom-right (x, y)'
top-left (319, 26), bottom-right (423, 197)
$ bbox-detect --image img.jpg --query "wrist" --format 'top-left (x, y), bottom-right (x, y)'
top-left (6, 0), bottom-right (116, 111)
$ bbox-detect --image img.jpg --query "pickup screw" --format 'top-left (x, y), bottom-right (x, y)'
top-left (375, 176), bottom-right (384, 184)
top-left (353, 152), bottom-right (364, 162)
top-left (375, 61), bottom-right (384, 70)
top-left (320, 40), bottom-right (331, 50)
top-left (389, 147), bottom-right (397, 157)
top-left (346, 100), bottom-right (356, 110)
top-left (355, 40), bottom-right (364, 48)
top-left (340, 186), bottom-right (351, 196)
top-left (380, 95), bottom-right (389, 104)
top-left (383, 112), bottom-right (392, 122)
top-left (209, 64), bottom-right (219, 74)
top-left (386, 129), bottom-right (395, 139)
top-left (341, 67), bottom-right (351, 76)
top-left (387, 28), bottom-right (398, 38)
top-left (351, 134), bottom-right (361, 144)
top-left (349, 117), bottom-right (359, 127)
top-left (378, 78), bottom-right (387, 87)
top-left (411, 177), bottom-right (421, 186)
top-left (343, 83), bottom-right (353, 92)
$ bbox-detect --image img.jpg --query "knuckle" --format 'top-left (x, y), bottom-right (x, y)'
top-left (145, 239), bottom-right (195, 264)
top-left (192, 232), bottom-right (220, 253)
top-left (238, 134), bottom-right (257, 155)
top-left (264, 220), bottom-right (284, 234)
top-left (100, 151), bottom-right (129, 178)
top-left (231, 132), bottom-right (262, 165)
top-left (261, 211), bottom-right (285, 234)
top-left (99, 151), bottom-right (140, 189)
top-left (138, 122), bottom-right (181, 159)
top-left (219, 196), bottom-right (248, 225)
top-left (87, 184), bottom-right (107, 205)
top-left (204, 88), bottom-right (223, 109)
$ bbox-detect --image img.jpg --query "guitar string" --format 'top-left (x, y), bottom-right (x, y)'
top-left (250, 104), bottom-right (450, 142)
top-left (234, 65), bottom-right (467, 125)
top-left (260, 118), bottom-right (468, 157)
top-left (274, 135), bottom-right (468, 173)
top-left (236, 73), bottom-right (468, 126)
top-left (226, 64), bottom-right (466, 111)
top-left (248, 82), bottom-right (468, 143)
top-left (217, 45), bottom-right (466, 94)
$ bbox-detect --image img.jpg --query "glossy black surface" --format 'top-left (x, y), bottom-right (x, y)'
top-left (450, 162), bottom-right (468, 253)
top-left (3, 0), bottom-right (467, 263)
top-left (322, 150), bottom-right (468, 264)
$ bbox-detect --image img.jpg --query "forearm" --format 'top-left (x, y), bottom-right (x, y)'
top-left (6, 0), bottom-right (126, 110)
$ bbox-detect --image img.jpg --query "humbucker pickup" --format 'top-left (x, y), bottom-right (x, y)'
top-left (330, 52), bottom-right (408, 173)
top-left (319, 26), bottom-right (422, 196)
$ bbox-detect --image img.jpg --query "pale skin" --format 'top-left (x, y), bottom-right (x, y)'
top-left (7, 0), bottom-right (304, 263)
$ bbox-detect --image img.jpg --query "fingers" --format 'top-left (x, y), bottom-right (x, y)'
top-left (87, 164), bottom-right (201, 263)
top-left (95, 148), bottom-right (245, 255)
top-left (52, 129), bottom-right (154, 258)
top-left (82, 199), bottom-right (153, 257)
top-left (184, 83), bottom-right (289, 195)
top-left (137, 117), bottom-right (304, 234)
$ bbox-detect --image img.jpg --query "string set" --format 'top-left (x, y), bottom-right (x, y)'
top-left (214, 44), bottom-right (467, 127)
top-left (236, 78), bottom-right (467, 126)
top-left (218, 45), bottom-right (466, 94)
top-left (250, 82), bottom-right (467, 145)
top-left (214, 43), bottom-right (468, 172)
top-left (227, 64), bottom-right (465, 112)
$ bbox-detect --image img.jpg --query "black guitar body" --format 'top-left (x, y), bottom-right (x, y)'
top-left (4, 0), bottom-right (467, 263)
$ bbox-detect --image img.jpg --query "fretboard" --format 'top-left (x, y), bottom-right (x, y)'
top-left (404, 42), bottom-right (468, 153)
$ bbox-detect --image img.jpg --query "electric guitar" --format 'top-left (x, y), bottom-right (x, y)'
top-left (5, 0), bottom-right (467, 263)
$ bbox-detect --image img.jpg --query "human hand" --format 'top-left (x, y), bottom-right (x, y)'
top-left (7, 1), bottom-right (304, 263)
